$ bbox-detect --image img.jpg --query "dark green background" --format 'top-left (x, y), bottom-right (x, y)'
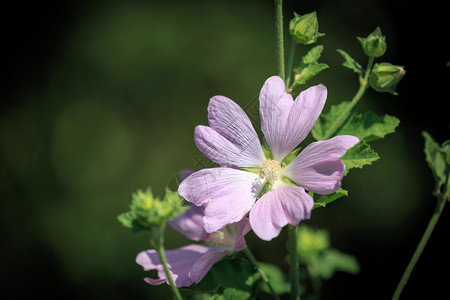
top-left (1, 0), bottom-right (448, 299)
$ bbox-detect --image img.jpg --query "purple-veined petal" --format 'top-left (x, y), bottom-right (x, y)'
top-left (249, 183), bottom-right (313, 241)
top-left (168, 205), bottom-right (206, 241)
top-left (259, 76), bottom-right (327, 162)
top-left (195, 95), bottom-right (265, 167)
top-left (188, 249), bottom-right (228, 284)
top-left (178, 167), bottom-right (264, 232)
top-left (285, 135), bottom-right (359, 194)
top-left (136, 244), bottom-right (212, 287)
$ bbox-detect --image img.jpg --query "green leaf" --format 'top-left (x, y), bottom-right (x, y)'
top-left (259, 263), bottom-right (291, 295)
top-left (340, 141), bottom-right (379, 172)
top-left (312, 101), bottom-right (399, 142)
top-left (314, 249), bottom-right (360, 279)
top-left (312, 101), bottom-right (357, 141)
top-left (336, 49), bottom-right (364, 75)
top-left (338, 111), bottom-right (400, 142)
top-left (293, 45), bottom-right (329, 85)
top-left (312, 188), bottom-right (348, 209)
top-left (191, 257), bottom-right (260, 296)
top-left (422, 131), bottom-right (448, 190)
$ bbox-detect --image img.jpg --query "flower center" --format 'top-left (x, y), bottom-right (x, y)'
top-left (204, 230), bottom-right (234, 248)
top-left (259, 160), bottom-right (281, 183)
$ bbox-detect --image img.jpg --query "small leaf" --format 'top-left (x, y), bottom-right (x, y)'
top-left (312, 101), bottom-right (357, 141)
top-left (312, 188), bottom-right (348, 209)
top-left (336, 49), bottom-right (365, 75)
top-left (422, 131), bottom-right (448, 191)
top-left (293, 45), bottom-right (329, 85)
top-left (340, 141), bottom-right (379, 172)
top-left (315, 249), bottom-right (360, 279)
top-left (117, 211), bottom-right (146, 234)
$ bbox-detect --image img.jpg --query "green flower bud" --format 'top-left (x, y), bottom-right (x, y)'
top-left (289, 12), bottom-right (325, 45)
top-left (357, 27), bottom-right (387, 57)
top-left (369, 62), bottom-right (406, 95)
top-left (118, 187), bottom-right (187, 231)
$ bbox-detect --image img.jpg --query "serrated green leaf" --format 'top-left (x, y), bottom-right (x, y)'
top-left (259, 263), bottom-right (291, 295)
top-left (422, 131), bottom-right (448, 190)
top-left (312, 188), bottom-right (348, 209)
top-left (338, 111), bottom-right (400, 142)
top-left (336, 49), bottom-right (364, 75)
top-left (293, 45), bottom-right (329, 85)
top-left (340, 141), bottom-right (379, 172)
top-left (312, 101), bottom-right (399, 142)
top-left (312, 101), bottom-right (357, 141)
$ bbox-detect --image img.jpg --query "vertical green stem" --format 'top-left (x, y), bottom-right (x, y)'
top-left (243, 248), bottom-right (281, 300)
top-left (322, 56), bottom-right (374, 140)
top-left (274, 0), bottom-right (285, 80)
top-left (288, 225), bottom-right (300, 300)
top-left (392, 194), bottom-right (447, 300)
top-left (152, 225), bottom-right (183, 300)
top-left (285, 40), bottom-right (297, 89)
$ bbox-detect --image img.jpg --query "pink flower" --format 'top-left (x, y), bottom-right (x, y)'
top-left (136, 205), bottom-right (251, 287)
top-left (179, 76), bottom-right (359, 241)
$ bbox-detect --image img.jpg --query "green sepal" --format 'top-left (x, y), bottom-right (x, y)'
top-left (281, 146), bottom-right (302, 167)
top-left (289, 11), bottom-right (325, 45)
top-left (422, 131), bottom-right (449, 193)
top-left (117, 211), bottom-right (146, 234)
top-left (240, 167), bottom-right (259, 174)
top-left (357, 27), bottom-right (387, 58)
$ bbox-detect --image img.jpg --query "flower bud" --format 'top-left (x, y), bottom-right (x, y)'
top-left (129, 188), bottom-right (187, 228)
top-left (369, 62), bottom-right (406, 95)
top-left (289, 12), bottom-right (325, 45)
top-left (357, 27), bottom-right (387, 57)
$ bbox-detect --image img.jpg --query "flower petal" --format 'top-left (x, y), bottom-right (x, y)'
top-left (188, 249), bottom-right (228, 284)
top-left (249, 184), bottom-right (313, 241)
top-left (178, 168), bottom-right (264, 232)
top-left (168, 205), bottom-right (206, 241)
top-left (136, 244), bottom-right (212, 287)
top-left (285, 135), bottom-right (359, 194)
top-left (195, 95), bottom-right (265, 167)
top-left (259, 76), bottom-right (327, 162)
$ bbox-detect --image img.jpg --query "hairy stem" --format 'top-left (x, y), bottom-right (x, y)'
top-left (243, 248), bottom-right (281, 300)
top-left (152, 225), bottom-right (183, 300)
top-left (288, 225), bottom-right (300, 300)
top-left (274, 0), bottom-right (285, 80)
top-left (392, 191), bottom-right (447, 300)
top-left (285, 39), bottom-right (297, 89)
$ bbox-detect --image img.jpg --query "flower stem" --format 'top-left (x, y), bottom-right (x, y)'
top-left (285, 39), bottom-right (297, 89)
top-left (288, 225), bottom-right (300, 300)
top-left (322, 56), bottom-right (374, 140)
top-left (152, 225), bottom-right (183, 300)
top-left (243, 248), bottom-right (281, 300)
top-left (274, 0), bottom-right (285, 80)
top-left (392, 192), bottom-right (447, 300)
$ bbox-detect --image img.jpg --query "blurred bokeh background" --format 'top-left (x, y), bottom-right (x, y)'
top-left (1, 0), bottom-right (448, 299)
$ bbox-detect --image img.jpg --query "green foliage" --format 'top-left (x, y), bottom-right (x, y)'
top-left (312, 188), bottom-right (348, 209)
top-left (258, 263), bottom-right (291, 295)
top-left (336, 49), bottom-right (364, 75)
top-left (312, 101), bottom-right (399, 142)
top-left (293, 45), bottom-right (329, 85)
top-left (423, 131), bottom-right (450, 196)
top-left (118, 187), bottom-right (187, 232)
top-left (189, 257), bottom-right (260, 299)
top-left (341, 142), bottom-right (379, 173)
top-left (297, 226), bottom-right (360, 281)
